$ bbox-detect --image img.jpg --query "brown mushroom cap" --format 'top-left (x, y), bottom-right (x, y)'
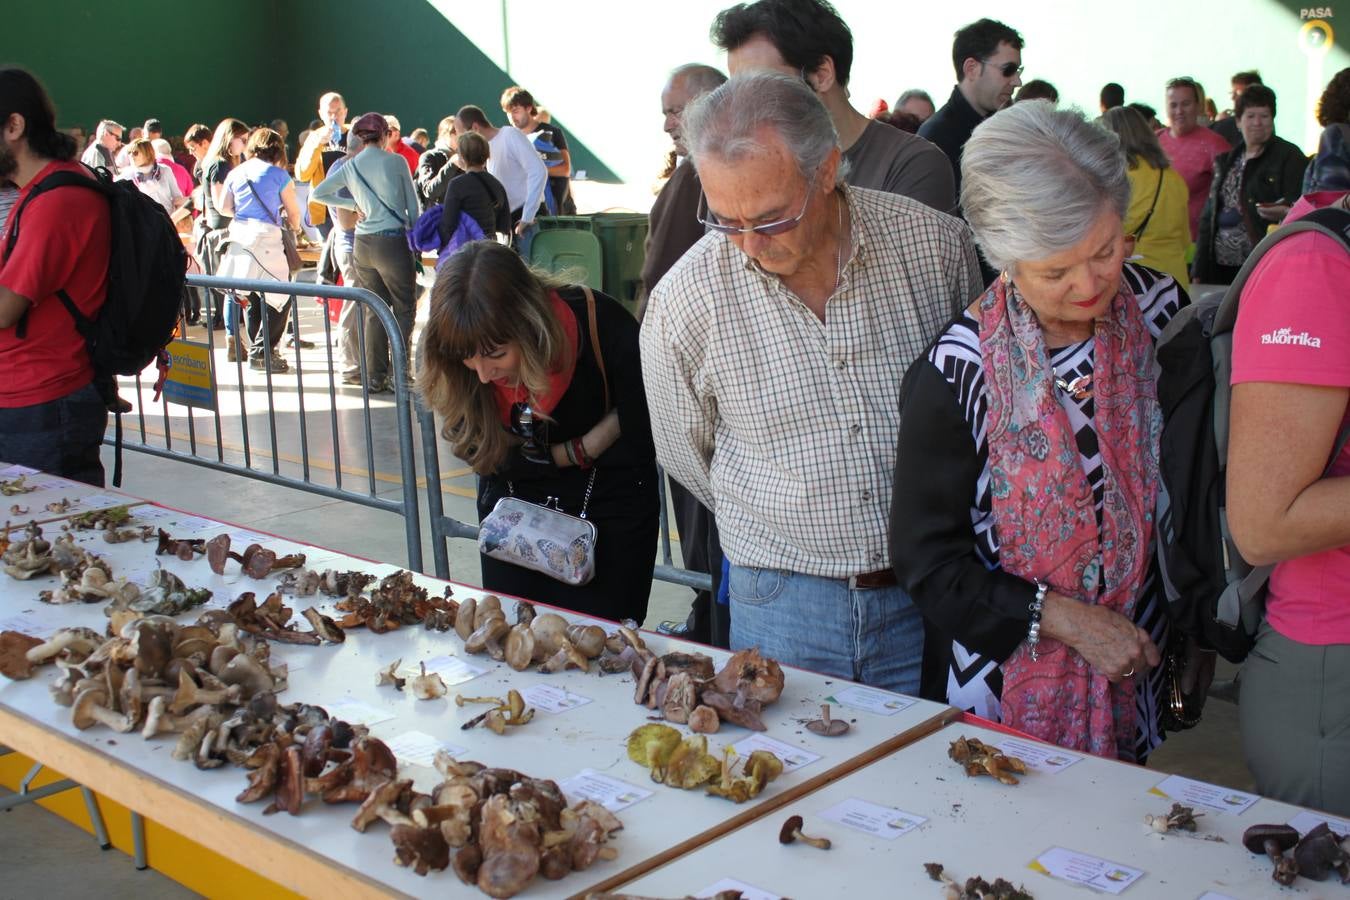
top-left (1243, 824), bottom-right (1301, 855)
top-left (205, 534), bottom-right (231, 575)
top-left (390, 824), bottom-right (451, 875)
top-left (779, 814), bottom-right (806, 844)
top-left (688, 705), bottom-right (720, 734)
top-left (503, 624), bottom-right (536, 672)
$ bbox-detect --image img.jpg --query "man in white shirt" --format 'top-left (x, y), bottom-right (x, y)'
top-left (80, 119), bottom-right (122, 173)
top-left (455, 105), bottom-right (547, 244)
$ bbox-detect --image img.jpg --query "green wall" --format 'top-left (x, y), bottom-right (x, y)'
top-left (8, 0), bottom-right (616, 180)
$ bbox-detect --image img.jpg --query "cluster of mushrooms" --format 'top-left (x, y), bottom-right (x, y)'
top-left (948, 736), bottom-right (1028, 786)
top-left (363, 751), bottom-right (624, 896)
top-left (924, 863), bottom-right (1034, 900)
top-left (3, 522), bottom-right (107, 583)
top-left (632, 647), bottom-right (786, 734)
top-left (65, 504), bottom-right (157, 543)
top-left (1243, 822), bottom-right (1350, 885)
top-left (625, 723), bottom-right (783, 803)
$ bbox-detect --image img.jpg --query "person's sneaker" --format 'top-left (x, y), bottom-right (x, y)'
top-left (249, 352), bottom-right (290, 372)
top-left (656, 620), bottom-right (693, 637)
top-left (341, 372), bottom-right (363, 386)
top-left (226, 336), bottom-right (240, 363)
top-left (287, 336), bottom-right (316, 349)
top-left (368, 376), bottom-right (393, 394)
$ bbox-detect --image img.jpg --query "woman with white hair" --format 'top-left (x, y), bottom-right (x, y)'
top-left (891, 102), bottom-right (1190, 760)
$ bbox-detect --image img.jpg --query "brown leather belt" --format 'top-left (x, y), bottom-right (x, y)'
top-left (847, 568), bottom-right (898, 590)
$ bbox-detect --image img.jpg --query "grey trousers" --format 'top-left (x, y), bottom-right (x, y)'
top-left (1240, 622), bottom-right (1350, 816)
top-left (352, 232), bottom-right (415, 382)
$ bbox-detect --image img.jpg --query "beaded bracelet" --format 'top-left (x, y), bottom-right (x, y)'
top-left (1027, 580), bottom-right (1048, 661)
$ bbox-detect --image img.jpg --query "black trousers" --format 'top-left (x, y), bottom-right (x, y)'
top-left (667, 477), bottom-right (728, 648)
top-left (246, 296), bottom-right (292, 357)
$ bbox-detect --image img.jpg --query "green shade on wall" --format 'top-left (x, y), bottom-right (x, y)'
top-left (8, 0), bottom-right (616, 181)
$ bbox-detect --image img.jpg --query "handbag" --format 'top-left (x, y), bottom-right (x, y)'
top-left (478, 287), bottom-right (608, 586)
top-left (244, 176), bottom-right (303, 273)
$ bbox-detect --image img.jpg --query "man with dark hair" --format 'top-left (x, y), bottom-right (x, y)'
top-left (1015, 79), bottom-right (1058, 104)
top-left (1212, 70), bottom-right (1264, 147)
top-left (142, 118), bottom-right (163, 141)
top-left (455, 104), bottom-right (546, 245)
top-left (501, 86), bottom-right (575, 215)
top-left (712, 0), bottom-right (955, 211)
top-left (918, 17), bottom-right (1023, 201)
top-left (0, 68), bottom-right (112, 485)
top-left (1100, 82), bottom-right (1125, 112)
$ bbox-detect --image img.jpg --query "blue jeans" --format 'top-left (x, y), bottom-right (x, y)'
top-left (0, 382), bottom-right (108, 486)
top-left (728, 565), bottom-right (924, 695)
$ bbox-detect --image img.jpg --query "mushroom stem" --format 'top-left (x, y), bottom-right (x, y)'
top-left (791, 827), bottom-right (831, 850)
top-left (1265, 839), bottom-right (1299, 885)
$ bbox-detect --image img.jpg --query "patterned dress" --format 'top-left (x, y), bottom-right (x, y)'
top-left (919, 264), bottom-right (1186, 762)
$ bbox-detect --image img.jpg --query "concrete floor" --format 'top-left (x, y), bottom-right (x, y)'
top-left (0, 256), bottom-right (1256, 897)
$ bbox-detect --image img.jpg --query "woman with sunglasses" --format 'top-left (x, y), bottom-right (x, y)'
top-left (892, 102), bottom-right (1190, 760)
top-left (417, 240), bottom-right (659, 623)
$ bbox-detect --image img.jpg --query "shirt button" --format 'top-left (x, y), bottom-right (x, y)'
top-left (836, 359), bottom-right (847, 370)
top-left (849, 424), bottom-right (861, 436)
top-left (861, 490), bottom-right (872, 501)
top-left (871, 551), bottom-right (883, 563)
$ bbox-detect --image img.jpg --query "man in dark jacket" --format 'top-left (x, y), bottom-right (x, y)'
top-left (918, 17), bottom-right (1023, 204)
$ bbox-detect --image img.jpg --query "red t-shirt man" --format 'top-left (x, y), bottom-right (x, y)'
top-left (1157, 126), bottom-right (1232, 241)
top-left (0, 160), bottom-right (112, 407)
top-left (393, 139), bottom-right (419, 174)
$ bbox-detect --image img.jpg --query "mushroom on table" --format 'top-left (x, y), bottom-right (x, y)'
top-left (778, 814), bottom-right (831, 850)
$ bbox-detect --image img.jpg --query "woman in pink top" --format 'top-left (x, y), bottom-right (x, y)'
top-left (1156, 76), bottom-right (1233, 241)
top-left (1228, 135), bottom-right (1350, 815)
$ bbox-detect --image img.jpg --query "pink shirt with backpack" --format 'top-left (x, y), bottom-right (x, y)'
top-left (1231, 191), bottom-right (1350, 645)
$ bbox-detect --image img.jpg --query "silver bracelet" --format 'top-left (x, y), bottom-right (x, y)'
top-left (1027, 580), bottom-right (1048, 661)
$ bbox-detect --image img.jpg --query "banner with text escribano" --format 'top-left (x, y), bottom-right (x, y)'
top-left (163, 339), bottom-right (216, 411)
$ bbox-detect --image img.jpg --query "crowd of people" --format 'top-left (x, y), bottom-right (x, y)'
top-left (2, 0), bottom-right (1349, 819)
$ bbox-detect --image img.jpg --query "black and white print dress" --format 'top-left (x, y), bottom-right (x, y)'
top-left (916, 264), bottom-right (1186, 762)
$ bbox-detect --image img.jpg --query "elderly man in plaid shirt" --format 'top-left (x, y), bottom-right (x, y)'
top-left (641, 72), bottom-right (981, 694)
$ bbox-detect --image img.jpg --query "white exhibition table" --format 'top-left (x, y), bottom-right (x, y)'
top-left (612, 720), bottom-right (1347, 900)
top-left (0, 477), bottom-right (954, 899)
top-left (0, 463), bottom-right (144, 526)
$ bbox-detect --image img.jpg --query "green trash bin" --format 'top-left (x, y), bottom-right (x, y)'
top-left (590, 213), bottom-right (649, 312)
top-left (529, 229), bottom-right (603, 291)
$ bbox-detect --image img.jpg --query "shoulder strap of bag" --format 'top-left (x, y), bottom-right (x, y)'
top-left (348, 157), bottom-right (404, 225)
top-left (243, 177), bottom-right (281, 225)
top-left (1131, 169), bottom-right (1165, 241)
top-left (582, 286), bottom-right (609, 411)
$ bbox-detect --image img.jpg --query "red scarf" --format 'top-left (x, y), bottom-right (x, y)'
top-left (493, 291), bottom-right (580, 425)
top-left (978, 274), bottom-right (1160, 760)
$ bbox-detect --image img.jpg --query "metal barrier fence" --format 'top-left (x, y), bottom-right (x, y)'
top-left (417, 402), bottom-right (712, 592)
top-left (110, 273), bottom-right (423, 571)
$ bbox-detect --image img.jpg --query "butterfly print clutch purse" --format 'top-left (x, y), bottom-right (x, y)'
top-left (478, 471), bottom-right (598, 586)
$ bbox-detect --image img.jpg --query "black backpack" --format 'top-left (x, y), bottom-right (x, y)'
top-left (4, 164), bottom-right (188, 485)
top-left (1155, 206), bottom-right (1350, 662)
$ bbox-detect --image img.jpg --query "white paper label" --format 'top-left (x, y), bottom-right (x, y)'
top-left (72, 493), bottom-right (129, 511)
top-left (1150, 775), bottom-right (1259, 815)
top-left (519, 683), bottom-right (592, 714)
top-left (818, 797), bottom-right (926, 839)
top-left (0, 464), bottom-right (39, 478)
top-left (1197, 893), bottom-right (1240, 900)
top-left (696, 878), bottom-right (779, 900)
top-left (325, 697), bottom-right (397, 727)
top-left (415, 655), bottom-right (486, 686)
top-left (1031, 847), bottom-right (1145, 894)
top-left (129, 505), bottom-right (178, 522)
top-left (997, 737), bottom-right (1081, 774)
top-left (385, 731), bottom-right (467, 769)
top-left (559, 769), bottom-right (654, 812)
top-left (1287, 810), bottom-right (1350, 836)
top-left (830, 684), bottom-right (916, 716)
top-left (730, 734), bottom-right (821, 772)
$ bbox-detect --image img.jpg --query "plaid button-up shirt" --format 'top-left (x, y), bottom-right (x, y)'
top-left (640, 185), bottom-right (982, 578)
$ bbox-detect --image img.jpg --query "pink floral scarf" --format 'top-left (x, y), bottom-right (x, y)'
top-left (978, 275), bottom-right (1161, 759)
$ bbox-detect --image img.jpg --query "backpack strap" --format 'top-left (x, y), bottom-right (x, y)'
top-left (243, 177), bottom-right (281, 225)
top-left (582, 286), bottom-right (609, 412)
top-left (4, 168), bottom-right (109, 340)
top-left (1131, 169), bottom-right (1165, 241)
top-left (347, 158), bottom-right (406, 227)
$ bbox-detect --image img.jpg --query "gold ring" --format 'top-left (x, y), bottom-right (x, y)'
top-left (1123, 667), bottom-right (1135, 677)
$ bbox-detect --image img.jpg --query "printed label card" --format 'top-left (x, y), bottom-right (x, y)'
top-left (325, 697), bottom-right (397, 727)
top-left (818, 797), bottom-right (926, 839)
top-left (520, 683), bottom-right (592, 714)
top-left (830, 684), bottom-right (916, 716)
top-left (1150, 775), bottom-right (1259, 815)
top-left (416, 655), bottom-right (487, 686)
top-left (1029, 847), bottom-right (1145, 894)
top-left (559, 769), bottom-right (654, 812)
top-left (386, 731), bottom-right (466, 768)
top-left (730, 734), bottom-right (821, 772)
top-left (997, 737), bottom-right (1082, 774)
top-left (1287, 810), bottom-right (1350, 837)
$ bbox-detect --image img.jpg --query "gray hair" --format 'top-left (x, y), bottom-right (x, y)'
top-left (683, 71), bottom-right (845, 185)
top-left (960, 101), bottom-right (1129, 273)
top-left (670, 63), bottom-right (727, 98)
top-left (897, 89), bottom-right (933, 107)
top-left (95, 119), bottom-right (123, 138)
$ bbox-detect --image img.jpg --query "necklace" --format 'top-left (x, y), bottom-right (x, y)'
top-left (831, 192), bottom-right (846, 297)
